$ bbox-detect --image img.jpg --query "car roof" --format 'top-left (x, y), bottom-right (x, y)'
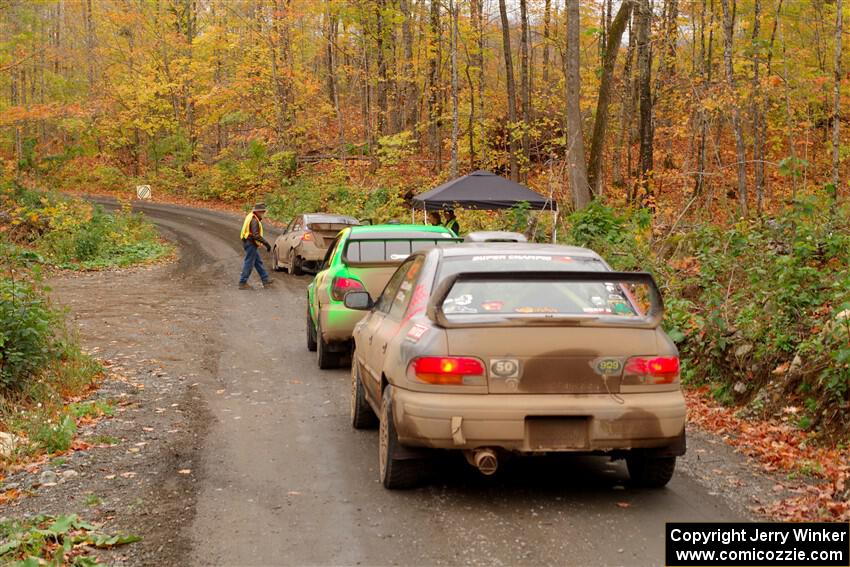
top-left (347, 224), bottom-right (453, 235)
top-left (435, 242), bottom-right (604, 260)
top-left (303, 213), bottom-right (358, 223)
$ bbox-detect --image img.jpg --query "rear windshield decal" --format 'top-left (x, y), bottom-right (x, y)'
top-left (471, 254), bottom-right (555, 262)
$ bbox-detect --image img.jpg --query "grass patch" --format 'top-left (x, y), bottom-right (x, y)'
top-left (89, 435), bottom-right (119, 446)
top-left (0, 513), bottom-right (140, 565)
top-left (83, 493), bottom-right (102, 508)
top-left (68, 400), bottom-right (114, 420)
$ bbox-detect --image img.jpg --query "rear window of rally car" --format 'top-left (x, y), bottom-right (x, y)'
top-left (436, 254), bottom-right (640, 318)
top-left (344, 231), bottom-right (455, 263)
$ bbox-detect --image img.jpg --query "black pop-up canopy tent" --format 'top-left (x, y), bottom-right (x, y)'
top-left (411, 170), bottom-right (557, 211)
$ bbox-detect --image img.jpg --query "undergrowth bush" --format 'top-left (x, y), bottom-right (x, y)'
top-left (1, 183), bottom-right (172, 269)
top-left (565, 197), bottom-right (850, 435)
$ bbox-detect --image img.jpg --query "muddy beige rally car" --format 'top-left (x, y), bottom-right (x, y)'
top-left (273, 213), bottom-right (359, 275)
top-left (344, 243), bottom-right (686, 489)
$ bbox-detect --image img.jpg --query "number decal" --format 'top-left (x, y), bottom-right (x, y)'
top-left (595, 358), bottom-right (623, 375)
top-left (490, 359), bottom-right (520, 379)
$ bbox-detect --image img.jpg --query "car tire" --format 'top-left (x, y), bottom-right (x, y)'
top-left (379, 386), bottom-right (422, 489)
top-left (351, 353), bottom-right (378, 429)
top-left (290, 250), bottom-right (304, 276)
top-left (306, 306), bottom-right (318, 352)
top-left (272, 246), bottom-right (284, 272)
top-left (316, 316), bottom-right (340, 369)
top-left (626, 453), bottom-right (676, 488)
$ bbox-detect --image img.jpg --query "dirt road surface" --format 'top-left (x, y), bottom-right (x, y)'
top-left (40, 201), bottom-right (759, 566)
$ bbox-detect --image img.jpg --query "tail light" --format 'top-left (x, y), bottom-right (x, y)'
top-left (623, 356), bottom-right (680, 384)
top-left (413, 356), bottom-right (484, 385)
top-left (331, 276), bottom-right (364, 301)
top-left (301, 231), bottom-right (314, 242)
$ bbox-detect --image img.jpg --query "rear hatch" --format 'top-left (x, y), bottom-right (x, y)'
top-left (447, 327), bottom-right (657, 394)
top-left (308, 222), bottom-right (355, 248)
top-left (432, 270), bottom-right (664, 394)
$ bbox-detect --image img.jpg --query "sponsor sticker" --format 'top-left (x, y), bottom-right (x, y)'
top-left (406, 324), bottom-right (429, 342)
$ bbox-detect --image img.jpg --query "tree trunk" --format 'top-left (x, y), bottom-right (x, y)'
top-left (471, 0), bottom-right (485, 165)
top-left (450, 0), bottom-right (459, 177)
top-left (752, 0), bottom-right (765, 213)
top-left (542, 0), bottom-right (552, 84)
top-left (520, 0), bottom-right (530, 180)
top-left (566, 0), bottom-right (592, 208)
top-left (612, 12), bottom-right (635, 186)
top-left (587, 0), bottom-right (634, 196)
top-left (324, 5), bottom-right (337, 106)
top-left (833, 0), bottom-right (843, 189)
top-left (693, 0), bottom-right (714, 196)
top-left (84, 0), bottom-right (95, 90)
top-left (399, 0), bottom-right (417, 131)
top-left (375, 0), bottom-right (388, 136)
top-left (634, 0), bottom-right (654, 207)
top-left (428, 0), bottom-right (442, 171)
top-left (498, 0), bottom-right (519, 181)
top-left (720, 0), bottom-right (749, 216)
top-left (271, 0), bottom-right (293, 148)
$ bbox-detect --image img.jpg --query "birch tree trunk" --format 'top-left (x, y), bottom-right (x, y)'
top-left (634, 0), bottom-right (654, 207)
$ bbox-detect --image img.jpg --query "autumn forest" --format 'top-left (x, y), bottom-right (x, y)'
top-left (5, 0), bottom-right (850, 529)
top-left (1, 0), bottom-right (846, 217)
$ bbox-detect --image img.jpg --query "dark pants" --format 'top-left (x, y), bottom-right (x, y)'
top-left (239, 240), bottom-right (269, 284)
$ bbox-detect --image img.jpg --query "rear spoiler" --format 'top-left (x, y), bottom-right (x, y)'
top-left (426, 271), bottom-right (664, 329)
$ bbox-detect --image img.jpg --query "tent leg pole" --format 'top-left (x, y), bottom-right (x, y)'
top-left (552, 209), bottom-right (558, 243)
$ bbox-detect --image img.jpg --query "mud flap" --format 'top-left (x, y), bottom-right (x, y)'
top-left (391, 443), bottom-right (433, 460)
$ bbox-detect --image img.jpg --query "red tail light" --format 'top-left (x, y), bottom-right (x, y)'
top-left (301, 231), bottom-right (314, 242)
top-left (331, 276), bottom-right (364, 301)
top-left (413, 356), bottom-right (485, 385)
top-left (624, 356), bottom-right (680, 384)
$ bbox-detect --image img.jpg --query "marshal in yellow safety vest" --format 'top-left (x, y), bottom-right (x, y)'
top-left (238, 203), bottom-right (273, 289)
top-left (240, 211), bottom-right (264, 241)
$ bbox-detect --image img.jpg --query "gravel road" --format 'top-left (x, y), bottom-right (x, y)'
top-left (23, 200), bottom-right (781, 566)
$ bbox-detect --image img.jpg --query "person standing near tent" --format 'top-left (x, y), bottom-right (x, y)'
top-left (444, 209), bottom-right (460, 235)
top-left (238, 203), bottom-right (274, 290)
top-left (427, 210), bottom-right (442, 226)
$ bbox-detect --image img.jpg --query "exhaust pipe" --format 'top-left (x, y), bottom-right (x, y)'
top-left (473, 448), bottom-right (498, 476)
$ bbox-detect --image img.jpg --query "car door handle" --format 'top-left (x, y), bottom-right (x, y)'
top-left (381, 343), bottom-right (387, 353)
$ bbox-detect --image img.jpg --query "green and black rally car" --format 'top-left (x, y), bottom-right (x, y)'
top-left (307, 224), bottom-right (458, 369)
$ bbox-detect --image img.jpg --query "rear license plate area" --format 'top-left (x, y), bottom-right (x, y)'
top-left (525, 417), bottom-right (589, 450)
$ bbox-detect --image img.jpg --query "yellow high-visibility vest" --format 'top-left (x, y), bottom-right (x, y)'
top-left (240, 212), bottom-right (263, 240)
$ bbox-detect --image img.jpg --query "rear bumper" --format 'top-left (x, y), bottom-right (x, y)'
top-left (296, 244), bottom-right (326, 262)
top-left (319, 303), bottom-right (366, 344)
top-left (391, 388), bottom-right (686, 453)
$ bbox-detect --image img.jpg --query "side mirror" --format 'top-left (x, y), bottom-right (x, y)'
top-left (344, 290), bottom-right (373, 310)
